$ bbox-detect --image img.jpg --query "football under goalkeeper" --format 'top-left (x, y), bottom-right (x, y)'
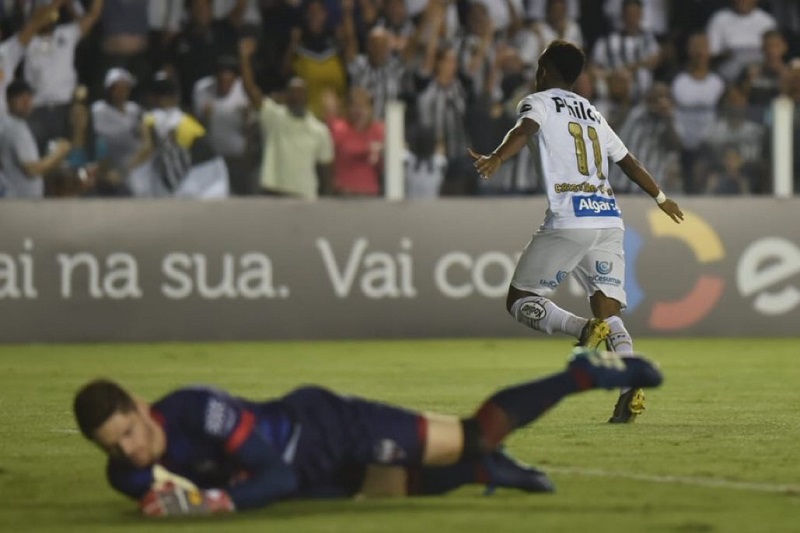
top-left (73, 348), bottom-right (663, 517)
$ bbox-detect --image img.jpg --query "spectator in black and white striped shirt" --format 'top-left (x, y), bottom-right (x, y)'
top-left (342, 3), bottom-right (406, 120)
top-left (375, 0), bottom-right (415, 58)
top-left (416, 42), bottom-right (477, 196)
top-left (590, 0), bottom-right (660, 100)
top-left (416, 45), bottom-right (470, 165)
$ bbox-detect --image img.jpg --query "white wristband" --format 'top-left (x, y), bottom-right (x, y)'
top-left (654, 190), bottom-right (667, 204)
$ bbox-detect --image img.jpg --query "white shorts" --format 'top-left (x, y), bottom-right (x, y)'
top-left (510, 227), bottom-right (627, 308)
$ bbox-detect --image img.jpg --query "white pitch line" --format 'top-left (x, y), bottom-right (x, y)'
top-left (548, 466), bottom-right (800, 494)
top-left (50, 428), bottom-right (79, 434)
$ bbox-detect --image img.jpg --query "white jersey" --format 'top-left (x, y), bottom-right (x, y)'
top-left (517, 88), bottom-right (629, 230)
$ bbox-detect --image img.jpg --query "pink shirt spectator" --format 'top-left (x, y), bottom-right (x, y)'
top-left (328, 117), bottom-right (384, 196)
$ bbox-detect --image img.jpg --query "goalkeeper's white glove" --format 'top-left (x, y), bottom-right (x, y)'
top-left (140, 481), bottom-right (235, 517)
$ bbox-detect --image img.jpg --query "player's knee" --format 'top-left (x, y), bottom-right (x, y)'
top-left (505, 287), bottom-right (539, 315)
top-left (509, 295), bottom-right (554, 334)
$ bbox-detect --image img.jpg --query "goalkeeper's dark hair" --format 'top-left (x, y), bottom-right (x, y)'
top-left (539, 40), bottom-right (585, 86)
top-left (74, 379), bottom-right (136, 440)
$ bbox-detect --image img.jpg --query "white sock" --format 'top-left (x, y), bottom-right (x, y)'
top-left (605, 315), bottom-right (634, 394)
top-left (509, 296), bottom-right (586, 337)
top-left (605, 315), bottom-right (633, 354)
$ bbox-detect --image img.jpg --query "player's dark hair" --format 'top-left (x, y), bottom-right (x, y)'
top-left (73, 379), bottom-right (136, 440)
top-left (539, 40), bottom-right (585, 86)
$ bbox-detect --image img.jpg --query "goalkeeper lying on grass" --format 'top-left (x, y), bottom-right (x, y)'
top-left (73, 348), bottom-right (662, 517)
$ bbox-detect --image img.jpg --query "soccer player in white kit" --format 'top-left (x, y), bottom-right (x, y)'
top-left (469, 40), bottom-right (683, 423)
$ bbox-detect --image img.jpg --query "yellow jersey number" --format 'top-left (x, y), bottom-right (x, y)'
top-left (567, 122), bottom-right (605, 179)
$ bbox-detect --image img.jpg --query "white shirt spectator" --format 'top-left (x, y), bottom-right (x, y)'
top-left (192, 76), bottom-right (250, 157)
top-left (24, 22), bottom-right (81, 106)
top-left (707, 6), bottom-right (776, 80)
top-left (671, 71), bottom-right (726, 150)
top-left (0, 114), bottom-right (43, 198)
top-left (91, 99), bottom-right (142, 171)
top-left (0, 35), bottom-right (24, 115)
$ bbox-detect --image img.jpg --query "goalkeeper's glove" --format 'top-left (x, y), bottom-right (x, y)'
top-left (140, 481), bottom-right (235, 517)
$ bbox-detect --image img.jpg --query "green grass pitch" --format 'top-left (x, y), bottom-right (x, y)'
top-left (1, 338), bottom-right (799, 532)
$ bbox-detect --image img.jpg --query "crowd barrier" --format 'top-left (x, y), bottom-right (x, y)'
top-left (0, 197), bottom-right (797, 342)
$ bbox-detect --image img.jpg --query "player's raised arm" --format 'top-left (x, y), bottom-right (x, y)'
top-left (616, 152), bottom-right (684, 224)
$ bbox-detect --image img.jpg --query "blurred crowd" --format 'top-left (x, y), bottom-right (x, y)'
top-left (0, 0), bottom-right (799, 199)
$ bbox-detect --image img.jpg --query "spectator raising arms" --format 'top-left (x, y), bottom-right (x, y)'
top-left (591, 0), bottom-right (661, 100)
top-left (0, 1), bottom-right (65, 116)
top-left (284, 0), bottom-right (347, 119)
top-left (342, 0), bottom-right (408, 120)
top-left (24, 0), bottom-right (104, 151)
top-left (192, 55), bottom-right (257, 195)
top-left (240, 36), bottom-right (334, 199)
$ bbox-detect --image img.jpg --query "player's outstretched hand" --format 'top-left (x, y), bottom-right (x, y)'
top-left (140, 482), bottom-right (235, 517)
top-left (659, 198), bottom-right (684, 224)
top-left (468, 148), bottom-right (502, 180)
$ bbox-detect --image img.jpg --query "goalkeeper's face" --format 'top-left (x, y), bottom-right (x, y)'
top-left (93, 404), bottom-right (165, 468)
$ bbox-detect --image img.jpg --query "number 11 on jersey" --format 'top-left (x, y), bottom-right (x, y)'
top-left (567, 122), bottom-right (605, 179)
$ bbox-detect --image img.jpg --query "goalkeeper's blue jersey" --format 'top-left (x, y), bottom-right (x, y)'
top-left (107, 386), bottom-right (297, 509)
top-left (106, 385), bottom-right (426, 509)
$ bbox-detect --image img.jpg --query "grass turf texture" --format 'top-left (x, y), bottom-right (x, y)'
top-left (1, 338), bottom-right (799, 532)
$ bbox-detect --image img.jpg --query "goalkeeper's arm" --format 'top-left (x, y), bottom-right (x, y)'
top-left (140, 434), bottom-right (298, 516)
